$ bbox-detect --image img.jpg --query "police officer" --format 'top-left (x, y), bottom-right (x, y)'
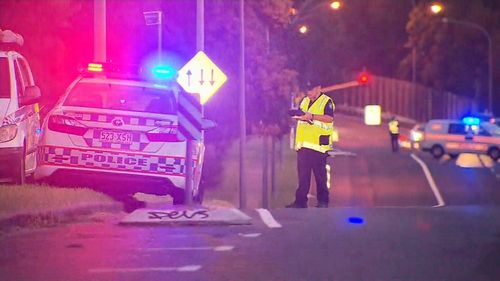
top-left (388, 116), bottom-right (399, 152)
top-left (286, 86), bottom-right (335, 208)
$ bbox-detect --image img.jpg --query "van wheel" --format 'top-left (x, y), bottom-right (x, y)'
top-left (13, 146), bottom-right (26, 185)
top-left (488, 147), bottom-right (500, 161)
top-left (431, 145), bottom-right (444, 159)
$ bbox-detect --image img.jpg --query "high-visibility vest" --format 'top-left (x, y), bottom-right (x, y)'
top-left (389, 120), bottom-right (399, 134)
top-left (295, 94), bottom-right (335, 153)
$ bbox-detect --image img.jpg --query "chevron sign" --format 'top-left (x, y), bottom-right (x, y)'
top-left (177, 92), bottom-right (202, 141)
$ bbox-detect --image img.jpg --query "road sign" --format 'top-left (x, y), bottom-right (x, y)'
top-left (177, 92), bottom-right (202, 141)
top-left (364, 105), bottom-right (381, 125)
top-left (177, 51), bottom-right (227, 104)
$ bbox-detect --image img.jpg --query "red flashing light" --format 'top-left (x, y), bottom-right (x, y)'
top-left (88, 63), bottom-right (103, 72)
top-left (358, 72), bottom-right (369, 85)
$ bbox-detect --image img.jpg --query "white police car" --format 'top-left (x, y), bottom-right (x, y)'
top-left (0, 29), bottom-right (41, 184)
top-left (35, 63), bottom-right (205, 204)
top-left (417, 117), bottom-right (500, 160)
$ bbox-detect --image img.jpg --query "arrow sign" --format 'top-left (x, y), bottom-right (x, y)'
top-left (199, 69), bottom-right (204, 85)
top-left (177, 51), bottom-right (227, 104)
top-left (186, 70), bottom-right (192, 86)
top-left (210, 69), bottom-right (215, 86)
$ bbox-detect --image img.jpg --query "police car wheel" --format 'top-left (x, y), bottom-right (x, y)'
top-left (488, 147), bottom-right (500, 161)
top-left (431, 145), bottom-right (444, 159)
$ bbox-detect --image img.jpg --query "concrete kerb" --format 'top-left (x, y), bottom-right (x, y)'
top-left (120, 206), bottom-right (253, 226)
top-left (0, 202), bottom-right (123, 231)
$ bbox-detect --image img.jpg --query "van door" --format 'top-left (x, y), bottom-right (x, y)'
top-left (13, 57), bottom-right (40, 172)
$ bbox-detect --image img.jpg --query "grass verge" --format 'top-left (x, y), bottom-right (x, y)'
top-left (0, 184), bottom-right (115, 219)
top-left (205, 134), bottom-right (298, 209)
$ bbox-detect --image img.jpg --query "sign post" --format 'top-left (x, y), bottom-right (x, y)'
top-left (177, 51), bottom-right (227, 205)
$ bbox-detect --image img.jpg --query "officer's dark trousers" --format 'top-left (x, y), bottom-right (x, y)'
top-left (295, 148), bottom-right (329, 205)
top-left (390, 133), bottom-right (399, 152)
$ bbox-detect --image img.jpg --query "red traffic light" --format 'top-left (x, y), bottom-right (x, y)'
top-left (358, 72), bottom-right (370, 84)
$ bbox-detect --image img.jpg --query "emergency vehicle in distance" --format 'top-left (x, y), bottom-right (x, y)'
top-left (35, 63), bottom-right (205, 204)
top-left (0, 29), bottom-right (41, 184)
top-left (410, 117), bottom-right (500, 161)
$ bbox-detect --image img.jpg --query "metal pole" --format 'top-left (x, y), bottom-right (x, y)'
top-left (158, 11), bottom-right (162, 62)
top-left (487, 36), bottom-right (493, 114)
top-left (262, 135), bottom-right (268, 209)
top-left (184, 0), bottom-right (204, 206)
top-left (93, 0), bottom-right (106, 62)
top-left (239, 0), bottom-right (247, 209)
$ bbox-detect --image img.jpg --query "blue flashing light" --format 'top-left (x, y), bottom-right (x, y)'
top-left (153, 65), bottom-right (176, 80)
top-left (462, 117), bottom-right (481, 126)
top-left (348, 217), bottom-right (364, 224)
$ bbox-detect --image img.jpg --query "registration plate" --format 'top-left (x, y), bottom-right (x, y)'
top-left (99, 130), bottom-right (133, 144)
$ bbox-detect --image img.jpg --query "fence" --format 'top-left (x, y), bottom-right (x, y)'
top-left (328, 75), bottom-right (474, 122)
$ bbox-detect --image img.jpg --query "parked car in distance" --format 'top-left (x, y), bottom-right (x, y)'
top-left (415, 117), bottom-right (500, 160)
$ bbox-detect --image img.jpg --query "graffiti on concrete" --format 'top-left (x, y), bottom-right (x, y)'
top-left (147, 210), bottom-right (209, 220)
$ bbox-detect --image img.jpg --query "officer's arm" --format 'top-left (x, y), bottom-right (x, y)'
top-left (303, 113), bottom-right (333, 123)
top-left (310, 99), bottom-right (334, 123)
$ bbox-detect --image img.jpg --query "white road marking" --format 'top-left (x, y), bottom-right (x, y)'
top-left (411, 153), bottom-right (446, 207)
top-left (238, 232), bottom-right (262, 238)
top-left (256, 208), bottom-right (282, 228)
top-left (88, 265), bottom-right (202, 274)
top-left (143, 246), bottom-right (234, 252)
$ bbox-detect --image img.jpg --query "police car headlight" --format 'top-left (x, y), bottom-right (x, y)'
top-left (410, 131), bottom-right (423, 142)
top-left (0, 124), bottom-right (18, 143)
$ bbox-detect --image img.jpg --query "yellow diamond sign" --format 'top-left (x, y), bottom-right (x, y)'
top-left (177, 51), bottom-right (227, 104)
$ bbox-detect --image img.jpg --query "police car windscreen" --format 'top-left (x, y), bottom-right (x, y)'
top-left (0, 58), bottom-right (10, 98)
top-left (64, 83), bottom-right (176, 114)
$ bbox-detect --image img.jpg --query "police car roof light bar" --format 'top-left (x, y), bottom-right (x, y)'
top-left (462, 117), bottom-right (481, 126)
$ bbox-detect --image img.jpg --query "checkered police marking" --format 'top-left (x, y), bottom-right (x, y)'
top-left (39, 146), bottom-right (188, 176)
top-left (64, 111), bottom-right (171, 151)
top-left (177, 92), bottom-right (202, 141)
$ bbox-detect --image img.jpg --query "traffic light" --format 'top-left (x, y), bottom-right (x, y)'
top-left (358, 72), bottom-right (370, 85)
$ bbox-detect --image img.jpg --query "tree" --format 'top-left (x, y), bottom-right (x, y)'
top-left (399, 0), bottom-right (500, 113)
top-left (0, 0), bottom-right (91, 103)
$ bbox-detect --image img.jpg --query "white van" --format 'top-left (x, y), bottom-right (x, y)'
top-left (414, 118), bottom-right (500, 160)
top-left (0, 30), bottom-right (41, 184)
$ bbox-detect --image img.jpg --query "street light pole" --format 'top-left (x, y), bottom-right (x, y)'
top-left (239, 0), bottom-right (247, 210)
top-left (442, 17), bottom-right (493, 114)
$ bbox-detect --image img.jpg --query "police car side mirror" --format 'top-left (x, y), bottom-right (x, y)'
top-left (19, 85), bottom-right (41, 106)
top-left (201, 119), bottom-right (217, 130)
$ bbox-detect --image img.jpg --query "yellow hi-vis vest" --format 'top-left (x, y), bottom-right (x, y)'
top-left (389, 120), bottom-right (399, 134)
top-left (295, 94), bottom-right (335, 153)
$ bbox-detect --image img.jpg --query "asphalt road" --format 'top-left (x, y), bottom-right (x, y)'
top-left (1, 113), bottom-right (499, 281)
top-left (329, 114), bottom-right (500, 208)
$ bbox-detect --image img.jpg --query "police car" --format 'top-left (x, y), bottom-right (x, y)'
top-left (416, 117), bottom-right (500, 160)
top-left (0, 29), bottom-right (41, 184)
top-left (35, 63), bottom-right (205, 204)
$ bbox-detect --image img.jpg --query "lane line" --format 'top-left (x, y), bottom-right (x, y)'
top-left (256, 209), bottom-right (282, 228)
top-left (142, 246), bottom-right (234, 252)
top-left (410, 153), bottom-right (446, 207)
top-left (238, 232), bottom-right (262, 238)
top-left (88, 265), bottom-right (202, 274)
